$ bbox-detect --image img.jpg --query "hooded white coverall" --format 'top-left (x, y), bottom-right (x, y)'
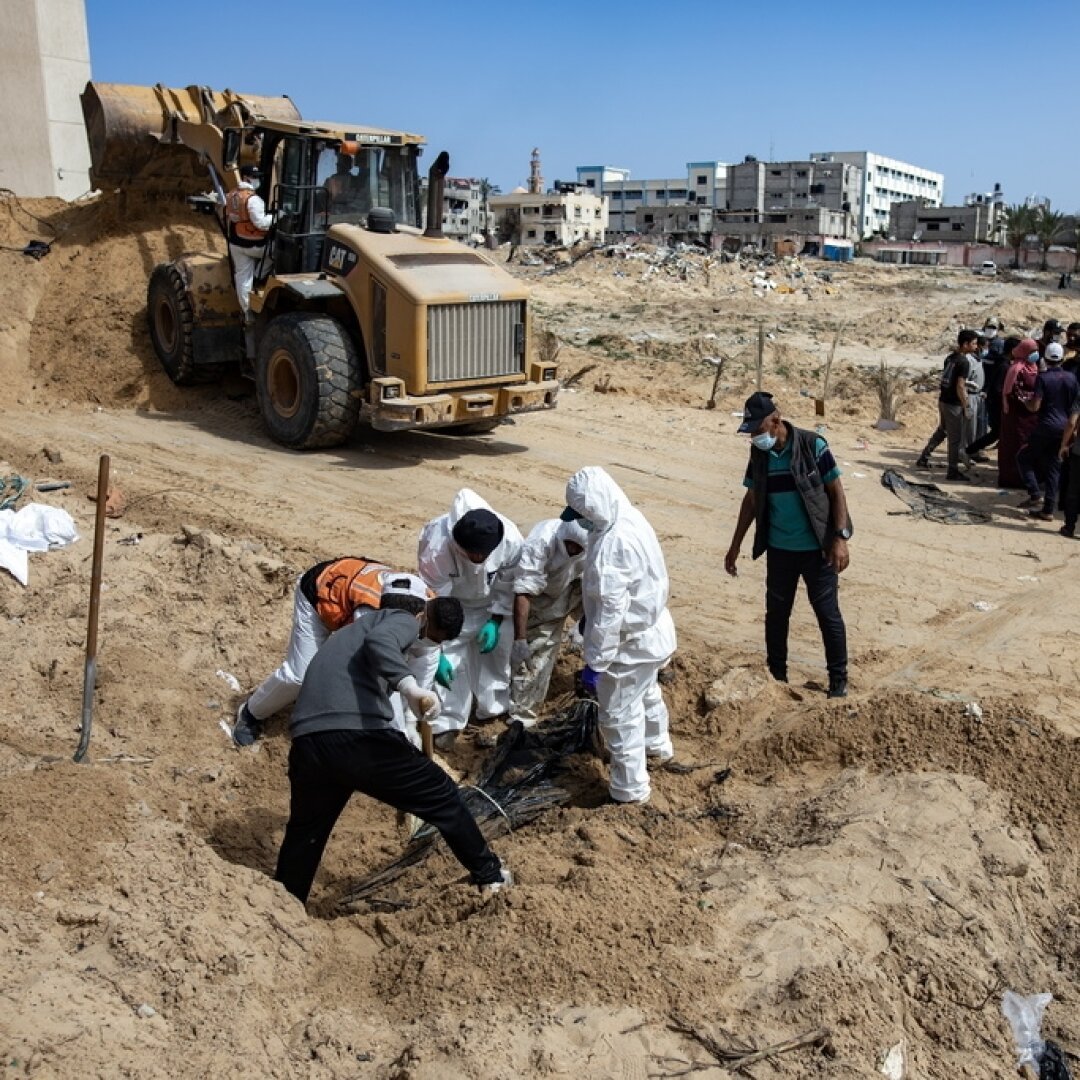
top-left (566, 467), bottom-right (676, 803)
top-left (510, 518), bottom-right (587, 726)
top-left (418, 489), bottom-right (523, 734)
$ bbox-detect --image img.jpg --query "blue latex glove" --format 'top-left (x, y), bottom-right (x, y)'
top-left (580, 665), bottom-right (600, 694)
top-left (435, 654), bottom-right (454, 689)
top-left (475, 617), bottom-right (501, 654)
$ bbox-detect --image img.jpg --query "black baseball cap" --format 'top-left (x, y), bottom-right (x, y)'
top-left (1043, 319), bottom-right (1065, 336)
top-left (737, 391), bottom-right (777, 434)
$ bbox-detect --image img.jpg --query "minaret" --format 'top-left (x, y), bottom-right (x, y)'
top-left (528, 148), bottom-right (544, 194)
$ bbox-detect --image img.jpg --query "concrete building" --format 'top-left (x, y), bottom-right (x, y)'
top-left (577, 161), bottom-right (727, 236)
top-left (810, 151), bottom-right (944, 238)
top-left (0, 0), bottom-right (92, 198)
top-left (489, 186), bottom-right (608, 247)
top-left (634, 205), bottom-right (713, 244)
top-left (712, 206), bottom-right (855, 250)
top-left (890, 197), bottom-right (1005, 245)
top-left (421, 177), bottom-right (493, 244)
top-left (726, 158), bottom-right (861, 220)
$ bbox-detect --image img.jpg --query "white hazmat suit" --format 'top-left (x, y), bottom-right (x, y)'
top-left (566, 467), bottom-right (676, 804)
top-left (510, 518), bottom-right (587, 726)
top-left (418, 489), bottom-right (523, 735)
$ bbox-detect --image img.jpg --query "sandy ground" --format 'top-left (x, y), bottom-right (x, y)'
top-left (0, 194), bottom-right (1077, 1078)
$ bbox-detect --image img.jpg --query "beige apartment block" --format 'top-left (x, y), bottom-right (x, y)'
top-left (0, 0), bottom-right (92, 198)
top-left (490, 188), bottom-right (608, 247)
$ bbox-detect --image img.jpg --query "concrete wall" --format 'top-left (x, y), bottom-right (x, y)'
top-left (864, 240), bottom-right (1076, 271)
top-left (0, 0), bottom-right (91, 198)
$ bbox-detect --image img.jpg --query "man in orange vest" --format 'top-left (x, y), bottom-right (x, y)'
top-left (225, 164), bottom-right (274, 317)
top-left (233, 559), bottom-right (450, 746)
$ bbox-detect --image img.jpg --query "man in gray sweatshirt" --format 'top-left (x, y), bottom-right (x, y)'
top-left (274, 576), bottom-right (509, 904)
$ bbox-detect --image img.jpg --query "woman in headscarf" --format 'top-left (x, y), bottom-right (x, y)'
top-left (998, 337), bottom-right (1041, 489)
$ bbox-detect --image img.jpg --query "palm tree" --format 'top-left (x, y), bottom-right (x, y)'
top-left (1003, 204), bottom-right (1036, 268)
top-left (1033, 206), bottom-right (1066, 271)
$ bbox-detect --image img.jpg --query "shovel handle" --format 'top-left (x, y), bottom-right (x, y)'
top-left (75, 454), bottom-right (110, 763)
top-left (418, 719), bottom-right (434, 759)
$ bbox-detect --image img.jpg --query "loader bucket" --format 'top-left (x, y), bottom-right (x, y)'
top-left (81, 82), bottom-right (301, 195)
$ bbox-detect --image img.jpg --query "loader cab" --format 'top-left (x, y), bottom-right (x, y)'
top-left (255, 129), bottom-right (422, 275)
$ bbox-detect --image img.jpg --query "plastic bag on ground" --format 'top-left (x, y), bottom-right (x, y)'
top-left (1001, 989), bottom-right (1051, 1070)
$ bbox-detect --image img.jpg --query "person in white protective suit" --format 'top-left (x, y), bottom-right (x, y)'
top-left (509, 517), bottom-right (588, 726)
top-left (562, 466), bottom-right (677, 804)
top-left (417, 490), bottom-right (523, 749)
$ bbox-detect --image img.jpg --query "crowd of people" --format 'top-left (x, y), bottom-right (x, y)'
top-left (917, 319), bottom-right (1080, 535)
top-left (234, 467), bottom-right (680, 905)
top-left (227, 371), bottom-right (866, 908)
top-left (235, 410), bottom-right (854, 909)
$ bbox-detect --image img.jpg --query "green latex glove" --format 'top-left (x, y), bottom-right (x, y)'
top-left (435, 654), bottom-right (455, 689)
top-left (475, 617), bottom-right (501, 654)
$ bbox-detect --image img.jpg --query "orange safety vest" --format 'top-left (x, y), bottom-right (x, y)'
top-left (225, 187), bottom-right (267, 242)
top-left (313, 557), bottom-right (392, 631)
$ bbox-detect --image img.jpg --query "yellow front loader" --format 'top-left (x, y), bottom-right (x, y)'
top-left (81, 82), bottom-right (558, 448)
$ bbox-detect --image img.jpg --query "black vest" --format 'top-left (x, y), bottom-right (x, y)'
top-left (749, 423), bottom-right (851, 559)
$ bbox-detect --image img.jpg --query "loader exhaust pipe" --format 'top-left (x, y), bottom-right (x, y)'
top-left (424, 151), bottom-right (450, 239)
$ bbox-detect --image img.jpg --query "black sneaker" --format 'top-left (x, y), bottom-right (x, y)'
top-left (768, 665), bottom-right (788, 683)
top-left (944, 470), bottom-right (970, 482)
top-left (827, 677), bottom-right (848, 699)
top-left (232, 702), bottom-right (261, 747)
top-left (915, 457), bottom-right (930, 468)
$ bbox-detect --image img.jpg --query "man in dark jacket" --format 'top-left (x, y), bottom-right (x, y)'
top-left (273, 579), bottom-right (509, 905)
top-left (724, 393), bottom-right (852, 698)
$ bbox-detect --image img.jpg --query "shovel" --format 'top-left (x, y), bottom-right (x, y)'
top-left (404, 719), bottom-right (435, 840)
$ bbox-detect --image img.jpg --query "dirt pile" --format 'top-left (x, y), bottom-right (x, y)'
top-left (0, 201), bottom-right (1078, 1077)
top-left (0, 192), bottom-right (224, 409)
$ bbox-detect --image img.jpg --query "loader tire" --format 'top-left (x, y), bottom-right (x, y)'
top-left (256, 313), bottom-right (362, 449)
top-left (148, 264), bottom-right (198, 384)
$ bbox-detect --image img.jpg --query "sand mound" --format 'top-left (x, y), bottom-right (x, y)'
top-left (0, 192), bottom-right (225, 409)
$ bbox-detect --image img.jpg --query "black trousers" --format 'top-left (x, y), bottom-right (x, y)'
top-left (1063, 454), bottom-right (1080, 531)
top-left (1017, 430), bottom-right (1063, 511)
top-left (274, 728), bottom-right (503, 903)
top-left (765, 548), bottom-right (847, 680)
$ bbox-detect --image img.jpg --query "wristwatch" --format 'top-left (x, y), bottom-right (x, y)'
top-left (836, 526), bottom-right (853, 540)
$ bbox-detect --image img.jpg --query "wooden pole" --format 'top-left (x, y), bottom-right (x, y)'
top-left (816, 324), bottom-right (842, 417)
top-left (75, 455), bottom-right (110, 763)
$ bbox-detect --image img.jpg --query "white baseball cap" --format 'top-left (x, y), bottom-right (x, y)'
top-left (381, 572), bottom-right (429, 600)
top-left (1045, 342), bottom-right (1065, 363)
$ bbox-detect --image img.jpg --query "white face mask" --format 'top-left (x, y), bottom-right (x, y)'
top-left (751, 432), bottom-right (777, 452)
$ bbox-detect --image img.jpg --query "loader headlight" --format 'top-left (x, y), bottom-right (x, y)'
top-left (383, 384), bottom-right (401, 399)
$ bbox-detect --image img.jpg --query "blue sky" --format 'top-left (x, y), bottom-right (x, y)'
top-left (86, 0), bottom-right (1078, 209)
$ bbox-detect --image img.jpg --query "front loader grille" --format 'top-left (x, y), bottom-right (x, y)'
top-left (427, 300), bottom-right (525, 383)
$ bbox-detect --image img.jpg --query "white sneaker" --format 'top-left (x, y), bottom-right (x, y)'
top-left (479, 866), bottom-right (513, 895)
top-left (646, 749), bottom-right (674, 764)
